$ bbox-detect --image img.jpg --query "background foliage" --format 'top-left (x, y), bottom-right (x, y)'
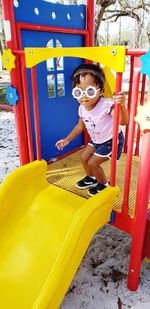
top-left (0, 0), bottom-right (150, 53)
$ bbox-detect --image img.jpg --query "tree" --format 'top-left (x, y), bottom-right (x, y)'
top-left (0, 0), bottom-right (149, 49)
top-left (95, 0), bottom-right (116, 45)
top-left (0, 0), bottom-right (6, 54)
top-left (95, 0), bottom-right (150, 47)
top-left (146, 23), bottom-right (150, 45)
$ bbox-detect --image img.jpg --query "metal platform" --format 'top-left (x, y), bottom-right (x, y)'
top-left (47, 151), bottom-right (140, 219)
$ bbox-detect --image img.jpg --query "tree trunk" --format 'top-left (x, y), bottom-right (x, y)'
top-left (95, 6), bottom-right (105, 45)
top-left (1, 21), bottom-right (6, 50)
top-left (135, 18), bottom-right (143, 48)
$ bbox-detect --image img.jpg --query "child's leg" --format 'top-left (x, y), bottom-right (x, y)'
top-left (76, 145), bottom-right (98, 190)
top-left (88, 154), bottom-right (109, 184)
top-left (80, 144), bottom-right (95, 176)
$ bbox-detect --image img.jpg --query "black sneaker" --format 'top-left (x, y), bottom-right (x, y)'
top-left (76, 176), bottom-right (98, 189)
top-left (88, 183), bottom-right (107, 196)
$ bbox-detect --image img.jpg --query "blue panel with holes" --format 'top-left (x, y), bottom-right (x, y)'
top-left (21, 30), bottom-right (84, 160)
top-left (14, 0), bottom-right (86, 30)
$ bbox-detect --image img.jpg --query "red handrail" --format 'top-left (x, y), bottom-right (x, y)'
top-left (31, 67), bottom-right (42, 160)
top-left (20, 55), bottom-right (34, 162)
top-left (110, 72), bottom-right (123, 186)
top-left (122, 67), bottom-right (141, 215)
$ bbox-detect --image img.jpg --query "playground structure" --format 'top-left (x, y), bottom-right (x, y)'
top-left (0, 0), bottom-right (150, 308)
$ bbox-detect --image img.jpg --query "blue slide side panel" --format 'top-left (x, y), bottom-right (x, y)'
top-left (14, 0), bottom-right (86, 30)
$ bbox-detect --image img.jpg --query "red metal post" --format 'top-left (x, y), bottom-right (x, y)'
top-left (15, 16), bottom-right (89, 150)
top-left (134, 74), bottom-right (146, 156)
top-left (83, 0), bottom-right (94, 146)
top-left (124, 50), bottom-right (147, 153)
top-left (124, 55), bottom-right (134, 153)
top-left (31, 67), bottom-right (42, 161)
top-left (16, 22), bottom-right (88, 36)
top-left (111, 211), bottom-right (133, 235)
top-left (143, 210), bottom-right (150, 260)
top-left (1, 0), bottom-right (29, 165)
top-left (86, 0), bottom-right (94, 46)
top-left (128, 130), bottom-right (150, 291)
top-left (20, 55), bottom-right (34, 162)
top-left (110, 72), bottom-right (123, 186)
top-left (122, 66), bottom-right (140, 215)
top-left (126, 49), bottom-right (147, 56)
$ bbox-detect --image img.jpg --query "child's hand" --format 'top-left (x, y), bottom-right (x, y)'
top-left (114, 91), bottom-right (125, 107)
top-left (55, 138), bottom-right (69, 150)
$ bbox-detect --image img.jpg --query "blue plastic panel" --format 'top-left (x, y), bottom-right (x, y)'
top-left (14, 0), bottom-right (86, 30)
top-left (21, 30), bottom-right (84, 161)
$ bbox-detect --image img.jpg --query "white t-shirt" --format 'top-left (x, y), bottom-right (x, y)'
top-left (78, 97), bottom-right (120, 144)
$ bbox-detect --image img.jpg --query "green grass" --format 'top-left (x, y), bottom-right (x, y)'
top-left (0, 88), bottom-right (9, 105)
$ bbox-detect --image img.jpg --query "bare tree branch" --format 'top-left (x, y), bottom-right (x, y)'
top-left (95, 0), bottom-right (150, 47)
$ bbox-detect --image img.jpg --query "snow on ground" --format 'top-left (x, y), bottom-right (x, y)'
top-left (0, 111), bottom-right (19, 182)
top-left (0, 110), bottom-right (150, 309)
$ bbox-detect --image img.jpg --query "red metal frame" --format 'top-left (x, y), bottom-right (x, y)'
top-left (122, 64), bottom-right (141, 215)
top-left (128, 131), bottom-right (150, 291)
top-left (16, 22), bottom-right (88, 35)
top-left (143, 210), bottom-right (150, 260)
top-left (110, 72), bottom-right (123, 186)
top-left (86, 0), bottom-right (94, 46)
top-left (14, 3), bottom-right (93, 153)
top-left (134, 74), bottom-right (146, 156)
top-left (2, 0), bottom-right (92, 164)
top-left (19, 53), bottom-right (34, 162)
top-left (124, 55), bottom-right (134, 153)
top-left (2, 0), bottom-right (29, 165)
top-left (31, 67), bottom-right (42, 161)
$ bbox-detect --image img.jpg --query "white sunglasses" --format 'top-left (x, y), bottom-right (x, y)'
top-left (72, 86), bottom-right (100, 99)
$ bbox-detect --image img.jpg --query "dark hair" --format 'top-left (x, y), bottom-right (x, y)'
top-left (71, 63), bottom-right (105, 90)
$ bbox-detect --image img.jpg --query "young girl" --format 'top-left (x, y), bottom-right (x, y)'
top-left (55, 64), bottom-right (128, 196)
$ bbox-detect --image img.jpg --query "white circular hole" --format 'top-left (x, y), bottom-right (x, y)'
top-left (80, 12), bottom-right (84, 19)
top-left (112, 49), bottom-right (117, 56)
top-left (52, 12), bottom-right (56, 20)
top-left (34, 8), bottom-right (40, 15)
top-left (14, 0), bottom-right (19, 7)
top-left (146, 115), bottom-right (150, 121)
top-left (67, 13), bottom-right (71, 20)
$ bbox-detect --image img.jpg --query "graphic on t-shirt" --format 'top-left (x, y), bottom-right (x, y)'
top-left (85, 118), bottom-right (96, 132)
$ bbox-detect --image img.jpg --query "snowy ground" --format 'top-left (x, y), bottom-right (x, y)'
top-left (0, 110), bottom-right (150, 309)
top-left (0, 111), bottom-right (19, 182)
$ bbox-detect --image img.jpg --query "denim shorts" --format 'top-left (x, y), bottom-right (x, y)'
top-left (88, 131), bottom-right (124, 160)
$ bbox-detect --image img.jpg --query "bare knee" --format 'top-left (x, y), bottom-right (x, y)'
top-left (88, 157), bottom-right (98, 171)
top-left (80, 151), bottom-right (88, 164)
top-left (80, 145), bottom-right (95, 165)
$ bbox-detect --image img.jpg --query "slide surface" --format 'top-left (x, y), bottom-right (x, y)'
top-left (0, 160), bottom-right (119, 309)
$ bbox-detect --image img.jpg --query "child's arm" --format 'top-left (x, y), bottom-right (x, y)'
top-left (55, 118), bottom-right (85, 150)
top-left (111, 91), bottom-right (129, 125)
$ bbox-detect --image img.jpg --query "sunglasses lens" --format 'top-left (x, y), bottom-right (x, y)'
top-left (86, 87), bottom-right (96, 98)
top-left (87, 87), bottom-right (95, 97)
top-left (72, 88), bottom-right (82, 98)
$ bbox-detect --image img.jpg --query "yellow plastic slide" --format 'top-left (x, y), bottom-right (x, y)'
top-left (0, 160), bottom-right (119, 309)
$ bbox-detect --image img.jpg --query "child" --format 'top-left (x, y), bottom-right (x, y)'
top-left (55, 63), bottom-right (128, 196)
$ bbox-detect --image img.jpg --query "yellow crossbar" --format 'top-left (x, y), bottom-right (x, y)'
top-left (25, 46), bottom-right (126, 72)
